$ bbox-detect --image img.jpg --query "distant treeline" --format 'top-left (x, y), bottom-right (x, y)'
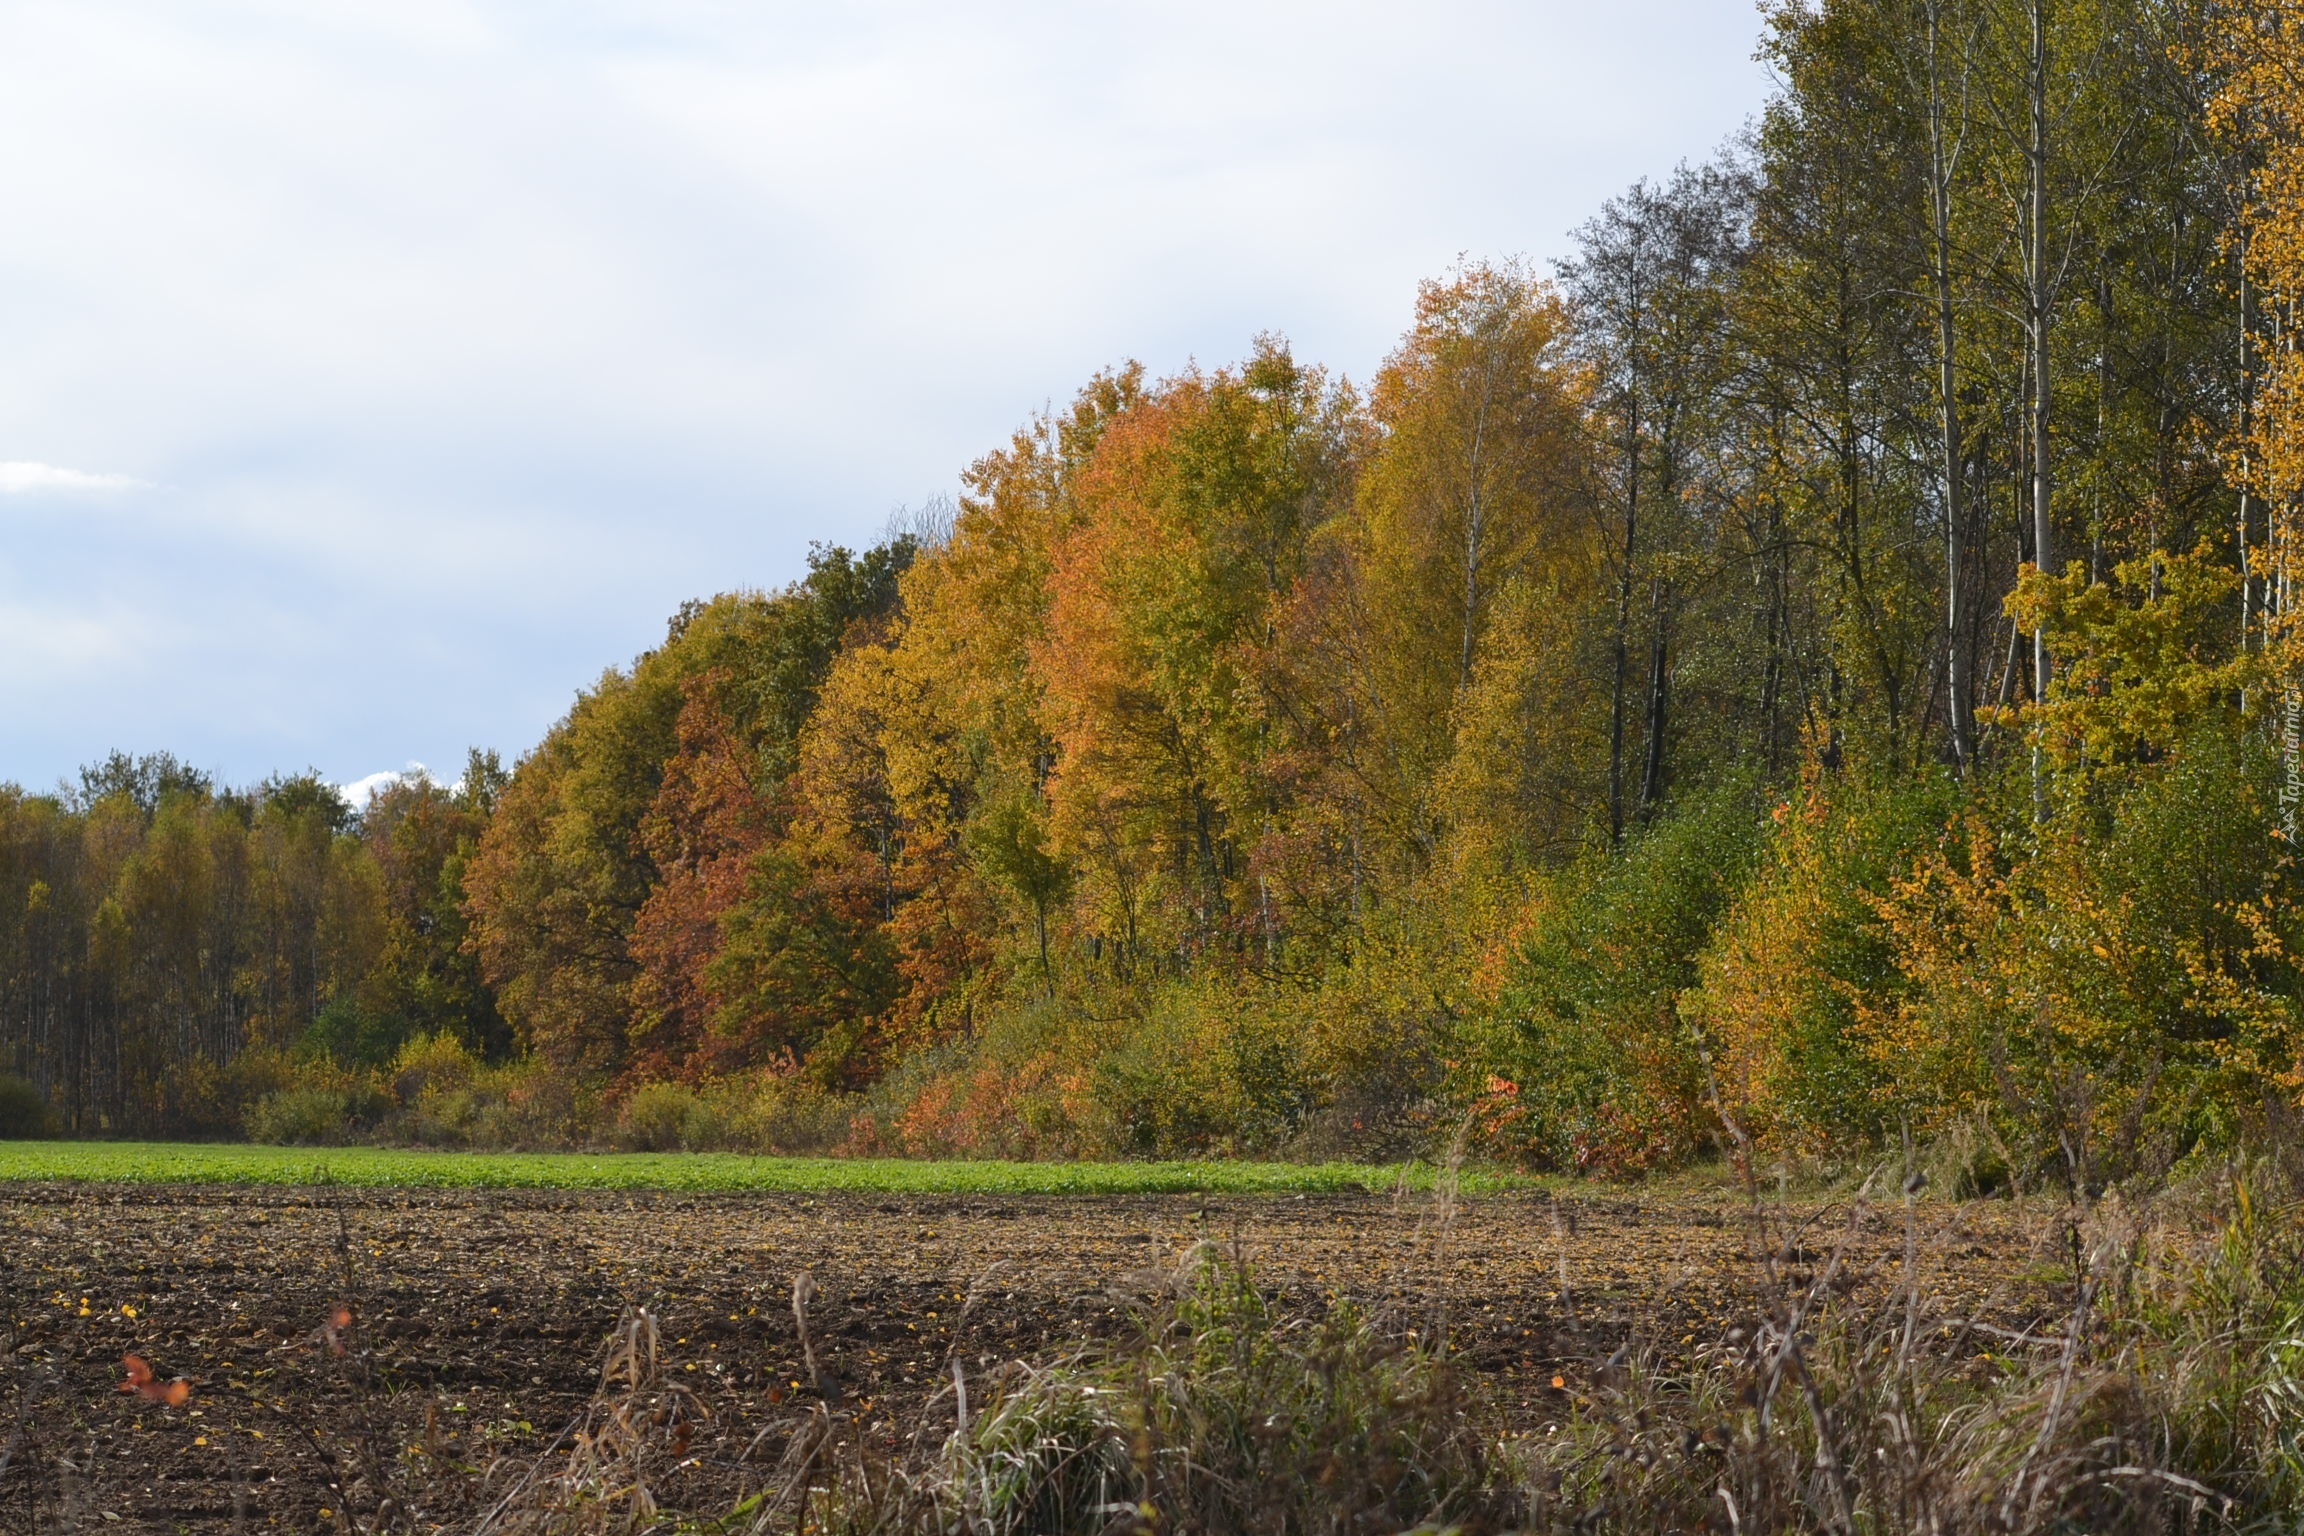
top-left (8, 0), bottom-right (2304, 1176)
top-left (0, 751), bottom-right (508, 1134)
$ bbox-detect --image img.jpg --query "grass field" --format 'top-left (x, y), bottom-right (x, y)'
top-left (0, 1139), bottom-right (1530, 1194)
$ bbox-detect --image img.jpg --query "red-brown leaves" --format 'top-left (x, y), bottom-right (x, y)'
top-left (119, 1354), bottom-right (191, 1407)
top-left (627, 672), bottom-right (779, 1078)
top-left (319, 1303), bottom-right (354, 1355)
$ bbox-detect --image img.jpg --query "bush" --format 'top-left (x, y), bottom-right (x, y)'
top-left (375, 1034), bottom-right (595, 1149)
top-left (862, 965), bottom-right (1440, 1162)
top-left (1480, 781), bottom-right (1763, 1172)
top-left (608, 1073), bottom-right (857, 1153)
top-left (0, 1074), bottom-right (54, 1138)
top-left (1682, 762), bottom-right (1952, 1150)
top-left (858, 998), bottom-right (1103, 1159)
top-left (746, 1074), bottom-right (856, 1152)
top-left (1840, 726), bottom-right (2304, 1184)
top-left (245, 1086), bottom-right (358, 1145)
top-left (241, 1054), bottom-right (390, 1146)
top-left (614, 1080), bottom-right (701, 1151)
top-left (1092, 984), bottom-right (1320, 1156)
top-left (387, 1031), bottom-right (482, 1109)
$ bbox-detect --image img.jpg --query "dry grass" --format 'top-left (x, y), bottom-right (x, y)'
top-left (429, 1150), bottom-right (2304, 1536)
top-left (3, 1150), bottom-right (2298, 1534)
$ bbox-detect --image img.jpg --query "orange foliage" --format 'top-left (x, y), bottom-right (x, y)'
top-left (120, 1354), bottom-right (190, 1407)
top-left (628, 673), bottom-right (775, 1080)
top-left (856, 1051), bottom-right (1093, 1161)
top-left (1688, 771), bottom-right (1857, 1147)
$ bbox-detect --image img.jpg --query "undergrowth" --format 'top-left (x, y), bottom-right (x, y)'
top-left (13, 1148), bottom-right (2304, 1533)
top-left (463, 1155), bottom-right (2304, 1536)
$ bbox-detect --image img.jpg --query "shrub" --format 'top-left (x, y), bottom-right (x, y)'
top-left (1681, 760), bottom-right (1951, 1151)
top-left (858, 998), bottom-right (1101, 1159)
top-left (387, 1031), bottom-right (482, 1109)
top-left (866, 968), bottom-right (1427, 1161)
top-left (745, 1073), bottom-right (856, 1153)
top-left (460, 1056), bottom-right (592, 1149)
top-left (614, 1080), bottom-right (701, 1151)
top-left (0, 1074), bottom-right (54, 1138)
top-left (241, 1054), bottom-right (389, 1145)
top-left (597, 1072), bottom-right (859, 1153)
top-left (1848, 727), bottom-right (2303, 1184)
top-left (245, 1086), bottom-right (357, 1145)
top-left (1091, 984), bottom-right (1316, 1156)
top-left (375, 1035), bottom-right (595, 1149)
top-left (1480, 781), bottom-right (1763, 1172)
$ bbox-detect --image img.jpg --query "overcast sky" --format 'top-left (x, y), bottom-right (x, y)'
top-left (0, 0), bottom-right (1773, 799)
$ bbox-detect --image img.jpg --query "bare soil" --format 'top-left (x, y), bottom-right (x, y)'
top-left (0, 1180), bottom-right (2056, 1533)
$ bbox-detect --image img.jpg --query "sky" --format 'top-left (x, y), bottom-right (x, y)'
top-left (0, 0), bottom-right (1775, 802)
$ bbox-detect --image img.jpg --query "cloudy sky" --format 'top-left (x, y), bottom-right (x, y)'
top-left (0, 0), bottom-right (1773, 799)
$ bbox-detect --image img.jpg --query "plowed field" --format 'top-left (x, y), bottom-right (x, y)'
top-left (0, 1180), bottom-right (2055, 1533)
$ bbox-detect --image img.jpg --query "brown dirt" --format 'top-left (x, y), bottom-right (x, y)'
top-left (0, 1180), bottom-right (2057, 1533)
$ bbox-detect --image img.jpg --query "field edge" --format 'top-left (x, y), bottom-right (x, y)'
top-left (0, 1139), bottom-right (1540, 1196)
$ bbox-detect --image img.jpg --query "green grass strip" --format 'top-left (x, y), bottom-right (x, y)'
top-left (0, 1141), bottom-right (1530, 1196)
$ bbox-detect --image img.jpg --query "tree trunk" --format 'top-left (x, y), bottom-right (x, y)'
top-left (2028, 0), bottom-right (2053, 818)
top-left (1638, 581), bottom-right (1671, 819)
top-left (1608, 395), bottom-right (1641, 845)
top-left (1927, 0), bottom-right (1973, 771)
top-left (2030, 0), bottom-right (2053, 698)
top-left (2240, 247), bottom-right (2257, 658)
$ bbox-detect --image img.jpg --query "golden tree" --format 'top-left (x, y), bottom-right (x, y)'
top-left (2213, 1), bottom-right (2304, 839)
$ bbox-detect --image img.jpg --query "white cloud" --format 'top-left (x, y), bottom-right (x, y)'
top-left (0, 0), bottom-right (1770, 790)
top-left (339, 761), bottom-right (432, 807)
top-left (0, 461), bottom-right (148, 494)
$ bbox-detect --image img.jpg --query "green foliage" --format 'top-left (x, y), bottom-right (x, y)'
top-left (357, 764), bottom-right (510, 1061)
top-left (706, 841), bottom-right (902, 1086)
top-left (0, 1139), bottom-right (1524, 1195)
top-left (383, 1033), bottom-right (591, 1149)
top-left (74, 750), bottom-right (212, 815)
top-left (1878, 725), bottom-right (2303, 1180)
top-left (0, 762), bottom-right (390, 1136)
top-left (605, 1075), bottom-right (852, 1153)
top-left (243, 1053), bottom-right (392, 1145)
top-left (965, 789), bottom-right (1072, 972)
top-left (1089, 983), bottom-right (1320, 1157)
top-left (245, 1086), bottom-right (361, 1146)
top-left (302, 993), bottom-right (415, 1071)
top-left (612, 1079), bottom-right (703, 1152)
top-left (255, 771), bottom-right (355, 833)
top-left (1483, 785), bottom-right (1763, 1170)
top-left (1684, 764), bottom-right (1958, 1147)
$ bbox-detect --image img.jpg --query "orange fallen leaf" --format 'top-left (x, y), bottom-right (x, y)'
top-left (120, 1354), bottom-right (192, 1407)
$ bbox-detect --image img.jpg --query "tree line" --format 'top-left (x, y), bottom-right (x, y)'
top-left (8, 0), bottom-right (2304, 1175)
top-left (0, 750), bottom-right (505, 1133)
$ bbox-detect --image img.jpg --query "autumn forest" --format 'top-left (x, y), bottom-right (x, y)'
top-left (10, 0), bottom-right (2304, 1182)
